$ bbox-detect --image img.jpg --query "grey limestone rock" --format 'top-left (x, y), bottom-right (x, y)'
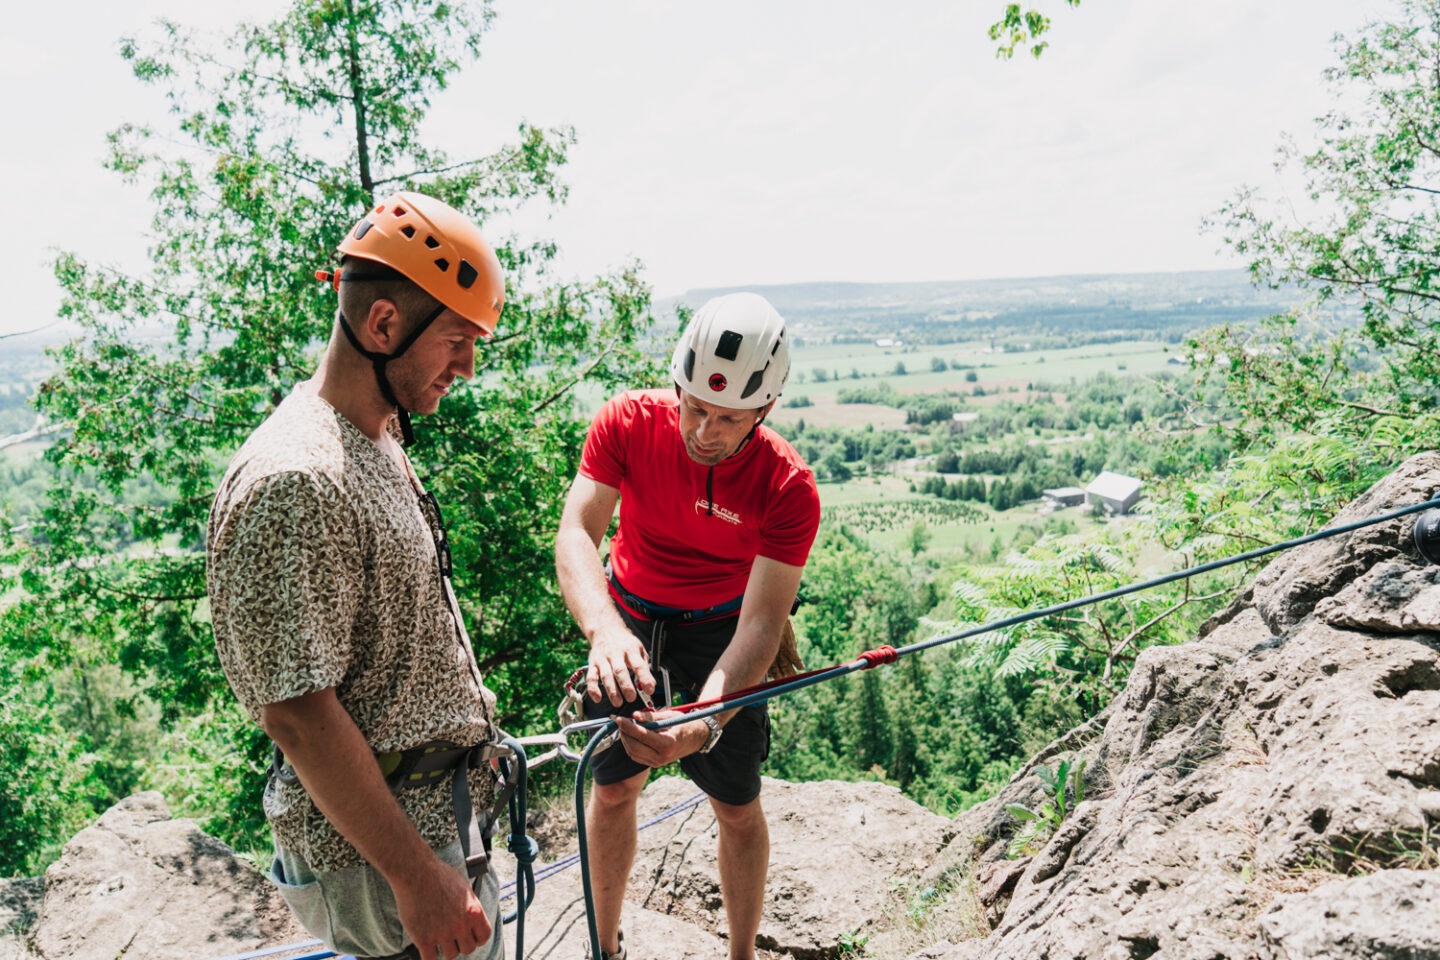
top-left (622, 775), bottom-right (953, 959)
top-left (0, 877), bottom-right (41, 960)
top-left (29, 792), bottom-right (304, 960)
top-left (1258, 869), bottom-right (1440, 959)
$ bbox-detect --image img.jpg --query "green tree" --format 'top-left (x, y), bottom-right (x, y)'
top-left (0, 645), bottom-right (100, 875)
top-left (853, 670), bottom-right (893, 774)
top-left (906, 518), bottom-right (932, 556)
top-left (820, 447), bottom-right (853, 483)
top-left (1208, 0), bottom-right (1440, 460)
top-left (4, 0), bottom-right (657, 861)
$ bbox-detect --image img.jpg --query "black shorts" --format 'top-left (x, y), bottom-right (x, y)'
top-left (582, 603), bottom-right (770, 806)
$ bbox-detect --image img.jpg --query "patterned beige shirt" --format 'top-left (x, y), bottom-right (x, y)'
top-left (207, 387), bottom-right (497, 873)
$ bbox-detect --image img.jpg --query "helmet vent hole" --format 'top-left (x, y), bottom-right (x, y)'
top-left (683, 348), bottom-right (696, 382)
top-left (740, 367), bottom-right (766, 400)
top-left (400, 225), bottom-right (416, 239)
top-left (715, 330), bottom-right (743, 362)
top-left (434, 258), bottom-right (451, 272)
top-left (393, 205), bottom-right (408, 217)
top-left (354, 219), bottom-right (374, 240)
top-left (457, 259), bottom-right (479, 289)
top-left (770, 341), bottom-right (780, 356)
top-left (425, 235), bottom-right (440, 249)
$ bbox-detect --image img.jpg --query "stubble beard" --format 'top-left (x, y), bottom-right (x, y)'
top-left (387, 360), bottom-right (447, 416)
top-left (683, 436), bottom-right (728, 466)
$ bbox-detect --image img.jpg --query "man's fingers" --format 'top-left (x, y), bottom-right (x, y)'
top-left (612, 656), bottom-right (638, 705)
top-left (626, 648), bottom-right (657, 696)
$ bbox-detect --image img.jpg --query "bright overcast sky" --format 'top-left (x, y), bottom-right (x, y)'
top-left (2, 0), bottom-right (1397, 337)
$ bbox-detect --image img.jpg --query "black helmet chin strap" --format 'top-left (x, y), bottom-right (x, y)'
top-left (335, 271), bottom-right (447, 447)
top-left (337, 304), bottom-right (447, 447)
top-left (701, 403), bottom-right (769, 517)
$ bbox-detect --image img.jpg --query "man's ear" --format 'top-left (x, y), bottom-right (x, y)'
top-left (365, 298), bottom-right (402, 351)
top-left (756, 399), bottom-right (777, 423)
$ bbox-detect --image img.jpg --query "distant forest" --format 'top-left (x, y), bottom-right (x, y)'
top-left (665, 269), bottom-right (1304, 347)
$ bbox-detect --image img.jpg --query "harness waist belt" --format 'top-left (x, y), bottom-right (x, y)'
top-left (607, 569), bottom-right (743, 623)
top-left (270, 738), bottom-right (514, 879)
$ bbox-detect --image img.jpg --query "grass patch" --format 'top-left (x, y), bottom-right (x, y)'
top-left (848, 865), bottom-right (989, 959)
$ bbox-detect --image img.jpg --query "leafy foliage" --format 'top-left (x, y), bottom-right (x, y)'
top-left (1208, 0), bottom-right (1440, 457)
top-left (0, 0), bottom-right (658, 869)
top-left (989, 1), bottom-right (1081, 60)
top-left (1004, 755), bottom-right (1086, 858)
top-left (0, 646), bottom-right (101, 875)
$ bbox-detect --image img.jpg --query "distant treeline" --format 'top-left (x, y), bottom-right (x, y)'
top-left (797, 301), bottom-right (1283, 347)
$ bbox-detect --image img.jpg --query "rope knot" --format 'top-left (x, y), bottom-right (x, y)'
top-left (857, 645), bottom-right (899, 668)
top-left (509, 833), bottom-right (540, 865)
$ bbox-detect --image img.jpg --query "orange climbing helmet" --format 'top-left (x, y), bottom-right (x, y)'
top-left (321, 191), bottom-right (505, 336)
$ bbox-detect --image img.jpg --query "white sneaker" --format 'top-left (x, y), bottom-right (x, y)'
top-left (584, 929), bottom-right (626, 960)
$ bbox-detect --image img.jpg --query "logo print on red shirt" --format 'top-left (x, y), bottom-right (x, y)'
top-left (708, 373), bottom-right (727, 392)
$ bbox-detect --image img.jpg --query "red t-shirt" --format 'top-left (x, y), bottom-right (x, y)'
top-left (579, 389), bottom-right (821, 611)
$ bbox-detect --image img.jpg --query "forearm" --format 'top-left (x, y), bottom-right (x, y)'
top-left (555, 524), bottom-right (629, 645)
top-left (263, 691), bottom-right (443, 893)
top-left (694, 555), bottom-right (804, 725)
top-left (695, 622), bottom-right (782, 722)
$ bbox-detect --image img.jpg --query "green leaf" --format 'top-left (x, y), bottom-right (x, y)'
top-left (1006, 803), bottom-right (1040, 822)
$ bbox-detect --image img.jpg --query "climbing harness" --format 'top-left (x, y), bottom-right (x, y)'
top-left (608, 566), bottom-right (744, 623)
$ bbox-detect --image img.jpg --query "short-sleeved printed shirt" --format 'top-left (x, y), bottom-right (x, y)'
top-left (578, 389), bottom-right (821, 609)
top-left (207, 388), bottom-right (496, 874)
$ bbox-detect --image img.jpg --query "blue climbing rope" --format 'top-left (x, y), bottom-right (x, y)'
top-left (497, 738), bottom-right (538, 951)
top-left (499, 791), bottom-right (706, 901)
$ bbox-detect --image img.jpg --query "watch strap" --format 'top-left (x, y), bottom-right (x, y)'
top-left (698, 714), bottom-right (724, 754)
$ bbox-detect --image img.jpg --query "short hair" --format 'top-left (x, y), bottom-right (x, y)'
top-left (337, 255), bottom-right (443, 338)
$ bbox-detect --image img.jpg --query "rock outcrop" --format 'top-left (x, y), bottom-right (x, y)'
top-left (631, 776), bottom-right (951, 957)
top-left (27, 792), bottom-right (304, 960)
top-left (16, 776), bottom-right (949, 960)
top-left (495, 775), bottom-right (952, 959)
top-left (922, 451), bottom-right (1440, 959)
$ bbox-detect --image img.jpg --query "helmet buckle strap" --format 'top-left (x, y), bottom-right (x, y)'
top-left (337, 301), bottom-right (448, 448)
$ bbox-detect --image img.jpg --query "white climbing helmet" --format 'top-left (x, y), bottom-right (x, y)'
top-left (670, 292), bottom-right (790, 409)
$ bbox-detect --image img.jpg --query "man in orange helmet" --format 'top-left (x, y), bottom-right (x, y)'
top-left (207, 192), bottom-right (507, 960)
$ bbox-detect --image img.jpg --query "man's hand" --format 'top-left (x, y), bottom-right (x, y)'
top-left (613, 709), bottom-right (709, 767)
top-left (393, 858), bottom-right (493, 960)
top-left (263, 690), bottom-right (495, 960)
top-left (586, 628), bottom-right (656, 706)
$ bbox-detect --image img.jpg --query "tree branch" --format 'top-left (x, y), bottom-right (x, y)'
top-left (529, 336), bottom-right (622, 415)
top-left (371, 155), bottom-right (491, 188)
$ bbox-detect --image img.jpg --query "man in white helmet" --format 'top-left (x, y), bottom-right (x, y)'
top-left (555, 292), bottom-right (821, 960)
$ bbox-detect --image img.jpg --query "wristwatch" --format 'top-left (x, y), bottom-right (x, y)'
top-left (697, 715), bottom-right (724, 754)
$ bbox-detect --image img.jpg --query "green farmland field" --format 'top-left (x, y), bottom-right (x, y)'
top-left (814, 474), bottom-right (1104, 561)
top-left (785, 339), bottom-right (1175, 401)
